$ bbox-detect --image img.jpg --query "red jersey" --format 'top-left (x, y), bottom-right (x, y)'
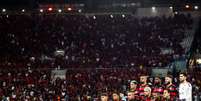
top-left (140, 96), bottom-right (152, 101)
top-left (138, 84), bottom-right (149, 96)
top-left (130, 87), bottom-right (139, 96)
top-left (161, 97), bottom-right (175, 101)
top-left (166, 84), bottom-right (177, 99)
top-left (152, 85), bottom-right (164, 95)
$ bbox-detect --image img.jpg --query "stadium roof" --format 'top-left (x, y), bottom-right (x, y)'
top-left (0, 0), bottom-right (201, 10)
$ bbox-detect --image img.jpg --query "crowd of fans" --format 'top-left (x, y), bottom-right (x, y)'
top-left (0, 67), bottom-right (149, 100)
top-left (0, 13), bottom-right (193, 68)
top-left (0, 12), bottom-right (198, 100)
top-left (0, 67), bottom-right (200, 100)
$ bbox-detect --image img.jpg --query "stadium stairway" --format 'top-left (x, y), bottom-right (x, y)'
top-left (180, 17), bottom-right (200, 53)
top-left (167, 17), bottom-right (200, 71)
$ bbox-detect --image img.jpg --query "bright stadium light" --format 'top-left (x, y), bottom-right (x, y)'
top-left (67, 7), bottom-right (72, 11)
top-left (48, 7), bottom-right (53, 11)
top-left (185, 5), bottom-right (190, 9)
top-left (58, 9), bottom-right (62, 13)
top-left (22, 9), bottom-right (25, 12)
top-left (78, 9), bottom-right (82, 13)
top-left (194, 6), bottom-right (199, 10)
top-left (110, 14), bottom-right (113, 18)
top-left (122, 14), bottom-right (125, 18)
top-left (2, 8), bottom-right (6, 12)
top-left (169, 6), bottom-right (173, 9)
top-left (196, 59), bottom-right (201, 64)
top-left (40, 9), bottom-right (43, 13)
top-left (152, 6), bottom-right (156, 10)
top-left (152, 6), bottom-right (156, 13)
top-left (93, 16), bottom-right (96, 19)
top-left (174, 11), bottom-right (178, 15)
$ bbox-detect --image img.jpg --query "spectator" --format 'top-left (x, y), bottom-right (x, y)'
top-left (112, 92), bottom-right (121, 101)
top-left (100, 93), bottom-right (109, 101)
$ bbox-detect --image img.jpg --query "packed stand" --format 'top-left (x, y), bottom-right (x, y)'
top-left (0, 67), bottom-right (149, 100)
top-left (0, 12), bottom-right (195, 100)
top-left (0, 67), bottom-right (200, 100)
top-left (188, 66), bottom-right (201, 99)
top-left (0, 13), bottom-right (193, 68)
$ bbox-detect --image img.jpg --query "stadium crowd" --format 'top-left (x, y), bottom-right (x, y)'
top-left (0, 67), bottom-right (200, 100)
top-left (0, 13), bottom-right (193, 68)
top-left (0, 12), bottom-right (199, 101)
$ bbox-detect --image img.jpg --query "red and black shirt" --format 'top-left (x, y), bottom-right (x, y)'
top-left (166, 84), bottom-right (177, 98)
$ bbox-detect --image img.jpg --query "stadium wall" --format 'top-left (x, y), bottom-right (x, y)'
top-left (136, 7), bottom-right (174, 17)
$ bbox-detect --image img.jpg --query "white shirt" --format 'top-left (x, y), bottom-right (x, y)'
top-left (179, 82), bottom-right (192, 101)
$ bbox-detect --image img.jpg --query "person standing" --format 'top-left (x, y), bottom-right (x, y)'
top-left (179, 72), bottom-right (192, 101)
top-left (138, 75), bottom-right (149, 96)
top-left (152, 76), bottom-right (164, 100)
top-left (164, 75), bottom-right (177, 99)
top-left (141, 87), bottom-right (152, 101)
top-left (129, 80), bottom-right (139, 96)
